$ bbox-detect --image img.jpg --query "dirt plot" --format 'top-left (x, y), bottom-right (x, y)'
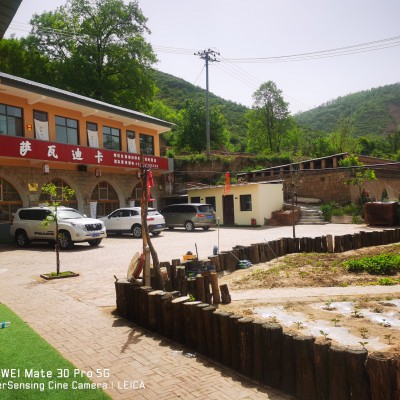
top-left (218, 243), bottom-right (400, 353)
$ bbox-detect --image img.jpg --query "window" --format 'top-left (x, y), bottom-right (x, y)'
top-left (91, 181), bottom-right (119, 216)
top-left (0, 104), bottom-right (23, 136)
top-left (87, 122), bottom-right (99, 148)
top-left (139, 133), bottom-right (154, 155)
top-left (205, 196), bottom-right (216, 211)
top-left (33, 110), bottom-right (49, 140)
top-left (191, 197), bottom-right (200, 203)
top-left (103, 126), bottom-right (121, 150)
top-left (55, 116), bottom-right (79, 145)
top-left (39, 179), bottom-right (77, 207)
top-left (240, 194), bottom-right (252, 211)
top-left (127, 130), bottom-right (137, 153)
top-left (0, 178), bottom-right (23, 222)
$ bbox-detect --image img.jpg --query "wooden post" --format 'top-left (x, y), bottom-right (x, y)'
top-left (148, 290), bottom-right (164, 331)
top-left (171, 296), bottom-right (190, 343)
top-left (220, 311), bottom-right (233, 366)
top-left (294, 335), bottom-right (317, 400)
top-left (230, 314), bottom-right (243, 371)
top-left (138, 286), bottom-right (153, 327)
top-left (253, 320), bottom-right (266, 382)
top-left (366, 352), bottom-right (397, 400)
top-left (345, 347), bottom-right (370, 400)
top-left (238, 317), bottom-right (254, 376)
top-left (155, 291), bottom-right (166, 334)
top-left (210, 272), bottom-right (221, 304)
top-left (203, 273), bottom-right (212, 304)
top-left (281, 331), bottom-right (297, 395)
top-left (220, 284), bottom-right (231, 304)
top-left (183, 301), bottom-right (202, 349)
top-left (263, 322), bottom-right (283, 389)
top-left (195, 274), bottom-right (206, 303)
top-left (161, 292), bottom-right (178, 338)
top-left (313, 339), bottom-right (331, 400)
top-left (202, 305), bottom-right (216, 357)
top-left (195, 303), bottom-right (209, 354)
top-left (212, 310), bottom-right (223, 362)
top-left (329, 345), bottom-right (350, 399)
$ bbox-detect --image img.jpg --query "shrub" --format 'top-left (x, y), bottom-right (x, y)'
top-left (344, 254), bottom-right (400, 275)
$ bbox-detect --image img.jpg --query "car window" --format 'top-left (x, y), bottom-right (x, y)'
top-left (179, 205), bottom-right (195, 213)
top-left (198, 205), bottom-right (214, 213)
top-left (19, 209), bottom-right (51, 220)
top-left (148, 210), bottom-right (160, 216)
top-left (162, 205), bottom-right (176, 213)
top-left (56, 209), bottom-right (84, 220)
top-left (130, 210), bottom-right (139, 216)
top-left (120, 210), bottom-right (132, 217)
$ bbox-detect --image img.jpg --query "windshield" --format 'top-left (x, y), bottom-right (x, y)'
top-left (56, 209), bottom-right (85, 220)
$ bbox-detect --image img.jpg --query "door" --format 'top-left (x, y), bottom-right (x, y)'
top-left (222, 195), bottom-right (234, 225)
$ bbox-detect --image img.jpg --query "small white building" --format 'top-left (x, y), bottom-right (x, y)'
top-left (188, 181), bottom-right (284, 226)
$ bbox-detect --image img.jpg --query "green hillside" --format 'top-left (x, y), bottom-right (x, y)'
top-left (154, 70), bottom-right (249, 150)
top-left (294, 83), bottom-right (400, 136)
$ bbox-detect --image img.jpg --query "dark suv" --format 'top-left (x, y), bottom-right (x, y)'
top-left (160, 203), bottom-right (216, 231)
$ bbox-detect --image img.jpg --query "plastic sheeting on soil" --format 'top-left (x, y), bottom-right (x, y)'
top-left (254, 299), bottom-right (400, 351)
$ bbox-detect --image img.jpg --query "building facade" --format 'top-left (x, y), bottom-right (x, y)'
top-left (237, 153), bottom-right (400, 204)
top-left (0, 72), bottom-right (172, 239)
top-left (188, 181), bottom-right (284, 226)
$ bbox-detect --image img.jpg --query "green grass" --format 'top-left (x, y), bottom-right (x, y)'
top-left (0, 304), bottom-right (111, 399)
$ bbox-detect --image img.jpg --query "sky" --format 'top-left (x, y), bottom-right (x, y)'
top-left (5, 0), bottom-right (400, 114)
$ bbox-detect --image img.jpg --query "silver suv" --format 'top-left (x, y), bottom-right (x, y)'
top-left (160, 203), bottom-right (216, 231)
top-left (10, 206), bottom-right (107, 249)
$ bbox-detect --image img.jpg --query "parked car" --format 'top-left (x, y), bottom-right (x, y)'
top-left (10, 206), bottom-right (106, 249)
top-left (160, 203), bottom-right (216, 231)
top-left (99, 207), bottom-right (165, 238)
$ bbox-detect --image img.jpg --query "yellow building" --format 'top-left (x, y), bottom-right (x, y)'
top-left (0, 72), bottom-right (172, 238)
top-left (188, 181), bottom-right (283, 226)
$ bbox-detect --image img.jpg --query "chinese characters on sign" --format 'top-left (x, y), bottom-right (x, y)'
top-left (5, 136), bottom-right (168, 170)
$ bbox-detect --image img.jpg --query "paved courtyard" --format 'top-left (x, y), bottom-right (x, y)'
top-left (0, 223), bottom-right (397, 399)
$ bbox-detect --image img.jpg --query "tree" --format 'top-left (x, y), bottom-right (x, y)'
top-left (339, 155), bottom-right (377, 204)
top-left (41, 182), bottom-right (75, 276)
top-left (246, 81), bottom-right (289, 153)
top-left (0, 36), bottom-right (54, 83)
top-left (173, 99), bottom-right (229, 153)
top-left (329, 116), bottom-right (358, 154)
top-left (27, 0), bottom-right (157, 111)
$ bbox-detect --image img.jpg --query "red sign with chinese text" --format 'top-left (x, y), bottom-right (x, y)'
top-left (0, 135), bottom-right (169, 170)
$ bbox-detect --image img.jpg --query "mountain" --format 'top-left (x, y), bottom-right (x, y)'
top-left (294, 83), bottom-right (400, 136)
top-left (153, 70), bottom-right (249, 150)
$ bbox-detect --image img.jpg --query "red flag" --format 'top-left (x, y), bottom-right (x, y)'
top-left (147, 170), bottom-right (155, 201)
top-left (223, 172), bottom-right (231, 196)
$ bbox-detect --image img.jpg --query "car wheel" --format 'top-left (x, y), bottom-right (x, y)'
top-left (151, 231), bottom-right (161, 236)
top-left (58, 231), bottom-right (73, 250)
top-left (132, 224), bottom-right (142, 238)
top-left (88, 239), bottom-right (102, 246)
top-left (15, 230), bottom-right (30, 247)
top-left (202, 226), bottom-right (210, 231)
top-left (184, 221), bottom-right (195, 232)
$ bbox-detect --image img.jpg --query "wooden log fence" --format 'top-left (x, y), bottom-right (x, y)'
top-left (115, 282), bottom-right (400, 399)
top-left (114, 227), bottom-right (400, 399)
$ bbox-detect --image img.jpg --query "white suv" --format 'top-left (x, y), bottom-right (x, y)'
top-left (99, 207), bottom-right (165, 238)
top-left (10, 206), bottom-right (107, 249)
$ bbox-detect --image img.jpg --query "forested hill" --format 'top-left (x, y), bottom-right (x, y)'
top-left (154, 70), bottom-right (249, 149)
top-left (294, 83), bottom-right (400, 136)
